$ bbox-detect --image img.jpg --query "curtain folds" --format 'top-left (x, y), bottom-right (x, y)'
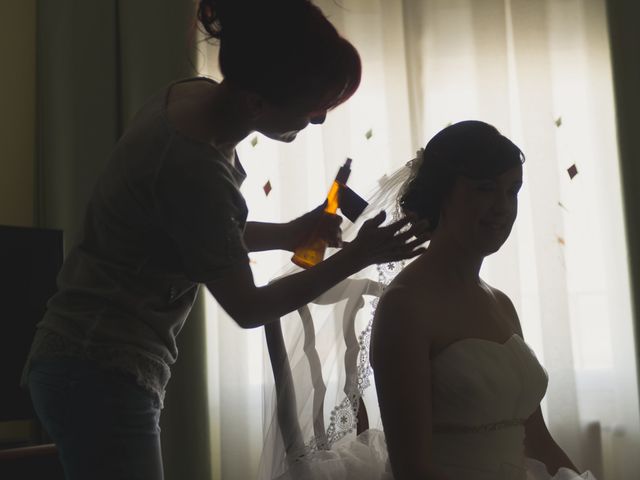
top-left (35, 1), bottom-right (207, 478)
top-left (606, 0), bottom-right (640, 406)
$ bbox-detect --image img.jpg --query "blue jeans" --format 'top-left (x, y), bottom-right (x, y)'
top-left (28, 358), bottom-right (163, 480)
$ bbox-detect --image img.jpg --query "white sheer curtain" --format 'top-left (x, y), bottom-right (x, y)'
top-left (198, 1), bottom-right (639, 479)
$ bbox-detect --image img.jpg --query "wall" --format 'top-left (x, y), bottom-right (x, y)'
top-left (0, 1), bottom-right (36, 227)
top-left (606, 0), bottom-right (640, 381)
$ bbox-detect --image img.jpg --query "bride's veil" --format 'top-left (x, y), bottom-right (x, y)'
top-left (257, 155), bottom-right (422, 479)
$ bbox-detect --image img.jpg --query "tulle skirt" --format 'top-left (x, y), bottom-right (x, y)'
top-left (273, 430), bottom-right (597, 480)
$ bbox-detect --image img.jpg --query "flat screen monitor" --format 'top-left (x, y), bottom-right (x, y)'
top-left (0, 225), bottom-right (63, 422)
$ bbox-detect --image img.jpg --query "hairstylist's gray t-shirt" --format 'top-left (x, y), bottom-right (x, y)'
top-left (26, 79), bottom-right (249, 403)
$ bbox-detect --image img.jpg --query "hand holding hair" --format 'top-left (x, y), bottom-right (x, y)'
top-left (343, 211), bottom-right (431, 267)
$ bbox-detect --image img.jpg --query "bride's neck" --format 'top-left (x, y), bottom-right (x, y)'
top-left (423, 231), bottom-right (484, 285)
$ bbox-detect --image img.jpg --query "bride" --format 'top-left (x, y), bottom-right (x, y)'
top-left (259, 121), bottom-right (595, 480)
top-left (370, 120), bottom-right (591, 479)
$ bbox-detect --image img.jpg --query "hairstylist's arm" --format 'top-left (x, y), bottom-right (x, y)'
top-left (244, 203), bottom-right (342, 252)
top-left (207, 212), bottom-right (429, 328)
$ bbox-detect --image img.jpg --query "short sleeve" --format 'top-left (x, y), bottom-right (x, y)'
top-left (153, 139), bottom-right (249, 282)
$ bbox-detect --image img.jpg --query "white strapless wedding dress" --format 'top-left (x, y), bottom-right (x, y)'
top-left (274, 334), bottom-right (595, 480)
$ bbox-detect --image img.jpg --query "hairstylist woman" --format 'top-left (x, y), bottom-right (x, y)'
top-left (23, 1), bottom-right (429, 478)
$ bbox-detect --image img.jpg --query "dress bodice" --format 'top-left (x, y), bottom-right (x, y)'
top-left (268, 334), bottom-right (596, 480)
top-left (429, 334), bottom-right (549, 479)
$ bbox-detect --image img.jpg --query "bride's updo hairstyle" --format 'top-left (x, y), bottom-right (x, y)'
top-left (399, 120), bottom-right (525, 230)
top-left (197, 0), bottom-right (361, 115)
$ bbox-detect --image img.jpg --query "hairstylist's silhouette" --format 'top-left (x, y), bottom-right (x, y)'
top-left (23, 1), bottom-right (429, 478)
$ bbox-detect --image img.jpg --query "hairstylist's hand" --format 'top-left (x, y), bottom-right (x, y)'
top-left (344, 211), bottom-right (430, 267)
top-left (284, 202), bottom-right (343, 252)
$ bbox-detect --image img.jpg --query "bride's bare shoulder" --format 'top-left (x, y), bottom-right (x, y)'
top-left (374, 275), bottom-right (447, 333)
top-left (380, 256), bottom-right (448, 307)
top-left (371, 281), bottom-right (443, 370)
top-left (372, 255), bottom-right (454, 350)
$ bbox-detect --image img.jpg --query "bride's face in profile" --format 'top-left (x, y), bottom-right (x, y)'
top-left (439, 164), bottom-right (523, 256)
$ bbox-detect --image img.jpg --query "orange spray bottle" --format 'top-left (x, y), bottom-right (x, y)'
top-left (291, 158), bottom-right (352, 268)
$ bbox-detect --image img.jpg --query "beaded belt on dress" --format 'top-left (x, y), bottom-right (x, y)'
top-left (433, 418), bottom-right (526, 434)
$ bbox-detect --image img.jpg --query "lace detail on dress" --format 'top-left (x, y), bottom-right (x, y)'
top-left (25, 328), bottom-right (170, 406)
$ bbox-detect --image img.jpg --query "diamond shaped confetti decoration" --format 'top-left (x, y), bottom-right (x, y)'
top-left (251, 136), bottom-right (258, 147)
top-left (263, 180), bottom-right (272, 196)
top-left (365, 128), bottom-right (373, 140)
top-left (567, 164), bottom-right (578, 179)
top-left (555, 116), bottom-right (562, 127)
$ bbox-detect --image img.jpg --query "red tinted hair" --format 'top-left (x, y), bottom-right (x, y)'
top-left (198, 0), bottom-right (361, 114)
